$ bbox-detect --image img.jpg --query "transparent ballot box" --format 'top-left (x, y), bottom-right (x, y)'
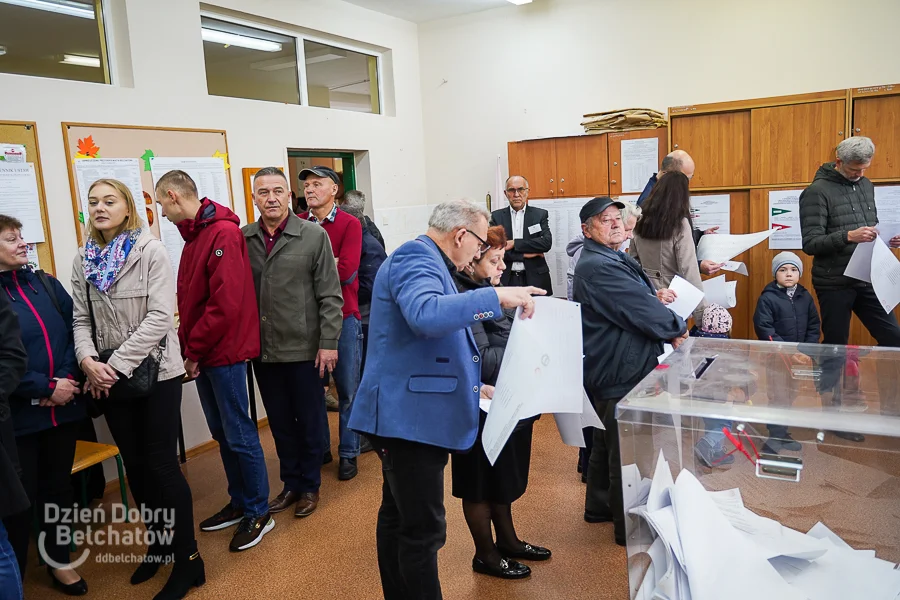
top-left (616, 337), bottom-right (900, 600)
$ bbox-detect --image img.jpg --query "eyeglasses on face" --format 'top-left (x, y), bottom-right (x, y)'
top-left (505, 187), bottom-right (529, 195)
top-left (466, 229), bottom-right (491, 253)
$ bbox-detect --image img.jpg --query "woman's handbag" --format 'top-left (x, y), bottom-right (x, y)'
top-left (86, 283), bottom-right (164, 400)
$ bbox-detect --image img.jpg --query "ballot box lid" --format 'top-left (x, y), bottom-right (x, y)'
top-left (616, 337), bottom-right (900, 438)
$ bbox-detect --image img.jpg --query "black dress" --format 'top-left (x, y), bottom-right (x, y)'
top-left (451, 272), bottom-right (535, 504)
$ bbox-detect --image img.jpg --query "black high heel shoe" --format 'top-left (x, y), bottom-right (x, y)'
top-left (47, 566), bottom-right (88, 596)
top-left (153, 552), bottom-right (205, 600)
top-left (472, 556), bottom-right (531, 579)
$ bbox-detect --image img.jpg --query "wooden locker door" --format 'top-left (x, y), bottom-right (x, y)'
top-left (508, 139), bottom-right (557, 199)
top-left (751, 100), bottom-right (846, 185)
top-left (555, 134), bottom-right (608, 198)
top-left (607, 128), bottom-right (667, 196)
top-left (853, 95), bottom-right (900, 179)
top-left (671, 111), bottom-right (751, 188)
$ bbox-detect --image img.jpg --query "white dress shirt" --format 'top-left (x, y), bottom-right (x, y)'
top-left (510, 206), bottom-right (526, 272)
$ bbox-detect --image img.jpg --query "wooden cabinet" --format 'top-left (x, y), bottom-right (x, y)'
top-left (555, 135), bottom-right (608, 198)
top-left (507, 138), bottom-right (556, 198)
top-left (751, 100), bottom-right (846, 185)
top-left (853, 94), bottom-right (900, 179)
top-left (507, 135), bottom-right (609, 199)
top-left (671, 111), bottom-right (751, 188)
top-left (607, 128), bottom-right (668, 196)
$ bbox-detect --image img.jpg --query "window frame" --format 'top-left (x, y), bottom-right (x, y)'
top-left (199, 10), bottom-right (383, 114)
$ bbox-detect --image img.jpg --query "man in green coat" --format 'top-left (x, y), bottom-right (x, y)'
top-left (242, 167), bottom-right (344, 518)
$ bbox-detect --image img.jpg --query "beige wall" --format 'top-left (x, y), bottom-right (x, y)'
top-left (418, 0), bottom-right (900, 204)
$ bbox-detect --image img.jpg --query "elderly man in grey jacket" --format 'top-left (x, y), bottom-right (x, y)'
top-left (243, 167), bottom-right (344, 519)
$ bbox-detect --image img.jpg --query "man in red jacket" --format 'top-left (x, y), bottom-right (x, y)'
top-left (298, 167), bottom-right (364, 481)
top-left (155, 170), bottom-right (274, 553)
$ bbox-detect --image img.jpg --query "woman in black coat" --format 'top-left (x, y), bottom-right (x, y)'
top-left (451, 225), bottom-right (549, 581)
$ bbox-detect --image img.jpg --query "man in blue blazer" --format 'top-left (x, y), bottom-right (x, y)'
top-left (349, 199), bottom-right (543, 600)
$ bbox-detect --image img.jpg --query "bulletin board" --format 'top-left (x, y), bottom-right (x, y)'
top-left (61, 122), bottom-right (233, 245)
top-left (0, 121), bottom-right (56, 275)
top-left (242, 166), bottom-right (285, 224)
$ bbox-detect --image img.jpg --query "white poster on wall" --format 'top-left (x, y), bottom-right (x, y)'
top-left (768, 190), bottom-right (803, 250)
top-left (150, 157), bottom-right (230, 207)
top-left (620, 138), bottom-right (659, 193)
top-left (0, 163), bottom-right (45, 243)
top-left (0, 144), bottom-right (26, 163)
top-left (74, 158), bottom-right (148, 227)
top-left (541, 197), bottom-right (593, 297)
top-left (690, 194), bottom-right (731, 234)
top-left (875, 185), bottom-right (900, 227)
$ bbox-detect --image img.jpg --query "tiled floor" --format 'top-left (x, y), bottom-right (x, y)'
top-left (22, 415), bottom-right (629, 599)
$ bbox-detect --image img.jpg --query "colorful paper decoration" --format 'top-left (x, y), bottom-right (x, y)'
top-left (140, 149), bottom-right (155, 171)
top-left (212, 150), bottom-right (230, 170)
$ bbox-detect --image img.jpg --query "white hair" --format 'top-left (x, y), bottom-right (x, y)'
top-left (621, 201), bottom-right (642, 223)
top-left (837, 136), bottom-right (875, 164)
top-left (428, 199), bottom-right (490, 233)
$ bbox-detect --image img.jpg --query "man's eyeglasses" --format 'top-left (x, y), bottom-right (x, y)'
top-left (505, 187), bottom-right (528, 195)
top-left (466, 230), bottom-right (491, 253)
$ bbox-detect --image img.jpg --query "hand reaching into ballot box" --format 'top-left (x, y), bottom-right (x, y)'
top-left (791, 353), bottom-right (813, 366)
top-left (495, 286), bottom-right (547, 319)
top-left (670, 331), bottom-right (689, 350)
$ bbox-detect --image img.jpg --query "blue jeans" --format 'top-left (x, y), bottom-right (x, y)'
top-left (196, 363), bottom-right (270, 518)
top-left (324, 316), bottom-right (362, 459)
top-left (0, 522), bottom-right (23, 600)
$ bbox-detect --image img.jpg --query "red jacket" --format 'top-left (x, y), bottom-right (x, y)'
top-left (176, 199), bottom-right (260, 367)
top-left (299, 207), bottom-right (362, 320)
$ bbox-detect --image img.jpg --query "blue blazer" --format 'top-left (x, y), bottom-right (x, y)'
top-left (348, 235), bottom-right (502, 451)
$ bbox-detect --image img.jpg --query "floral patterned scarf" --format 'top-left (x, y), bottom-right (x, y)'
top-left (83, 228), bottom-right (142, 293)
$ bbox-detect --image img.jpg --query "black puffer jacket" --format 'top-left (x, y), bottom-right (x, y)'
top-left (800, 163), bottom-right (877, 289)
top-left (0, 293), bottom-right (30, 519)
top-left (753, 282), bottom-right (821, 343)
top-left (453, 271), bottom-right (513, 386)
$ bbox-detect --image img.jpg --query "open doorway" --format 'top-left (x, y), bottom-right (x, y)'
top-left (287, 150), bottom-right (357, 212)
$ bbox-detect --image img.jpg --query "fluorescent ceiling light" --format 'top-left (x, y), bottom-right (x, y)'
top-left (305, 48), bottom-right (346, 65)
top-left (249, 57), bottom-right (297, 72)
top-left (0, 0), bottom-right (94, 19)
top-left (60, 54), bottom-right (100, 67)
top-left (506, 0), bottom-right (533, 4)
top-left (201, 28), bottom-right (282, 52)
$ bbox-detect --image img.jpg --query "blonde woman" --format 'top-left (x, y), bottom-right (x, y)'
top-left (71, 179), bottom-right (202, 600)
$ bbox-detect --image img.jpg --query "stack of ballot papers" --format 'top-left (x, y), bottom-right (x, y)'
top-left (627, 451), bottom-right (900, 600)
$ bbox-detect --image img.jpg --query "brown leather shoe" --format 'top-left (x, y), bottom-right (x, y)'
top-left (294, 492), bottom-right (319, 518)
top-left (268, 490), bottom-right (298, 514)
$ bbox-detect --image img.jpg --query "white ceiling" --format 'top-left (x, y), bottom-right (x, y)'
top-left (341, 0), bottom-right (512, 23)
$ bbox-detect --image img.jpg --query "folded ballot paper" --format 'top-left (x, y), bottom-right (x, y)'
top-left (627, 451), bottom-right (900, 600)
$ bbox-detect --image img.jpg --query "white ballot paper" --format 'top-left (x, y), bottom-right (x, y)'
top-left (482, 297), bottom-right (583, 465)
top-left (720, 260), bottom-right (748, 276)
top-left (74, 158), bottom-right (148, 228)
top-left (697, 229), bottom-right (774, 263)
top-left (666, 275), bottom-right (705, 320)
top-left (0, 163), bottom-right (45, 243)
top-left (870, 236), bottom-right (900, 313)
top-left (658, 343), bottom-right (674, 364)
top-left (702, 275), bottom-right (737, 308)
top-left (552, 388), bottom-right (605, 447)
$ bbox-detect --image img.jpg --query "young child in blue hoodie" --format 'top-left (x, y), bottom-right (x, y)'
top-left (753, 251), bottom-right (821, 453)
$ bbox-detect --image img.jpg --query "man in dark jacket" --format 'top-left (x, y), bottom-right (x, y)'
top-left (156, 170), bottom-right (273, 553)
top-left (800, 137), bottom-right (900, 430)
top-left (243, 167), bottom-right (344, 520)
top-left (573, 197), bottom-right (687, 546)
top-left (491, 176), bottom-right (553, 294)
top-left (0, 292), bottom-right (28, 597)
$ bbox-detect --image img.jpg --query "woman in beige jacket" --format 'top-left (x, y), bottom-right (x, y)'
top-left (629, 171), bottom-right (708, 324)
top-left (71, 179), bottom-right (202, 600)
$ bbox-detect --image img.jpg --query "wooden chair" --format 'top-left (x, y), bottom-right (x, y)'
top-left (71, 441), bottom-right (129, 517)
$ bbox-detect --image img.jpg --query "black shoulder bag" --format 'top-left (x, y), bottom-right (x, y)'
top-left (85, 282), bottom-right (165, 400)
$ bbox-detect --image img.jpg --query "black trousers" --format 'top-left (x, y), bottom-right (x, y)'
top-left (253, 361), bottom-right (325, 494)
top-left (817, 285), bottom-right (900, 414)
top-left (103, 376), bottom-right (197, 561)
top-left (584, 393), bottom-right (624, 542)
top-left (3, 420), bottom-right (79, 575)
top-left (370, 435), bottom-right (448, 600)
